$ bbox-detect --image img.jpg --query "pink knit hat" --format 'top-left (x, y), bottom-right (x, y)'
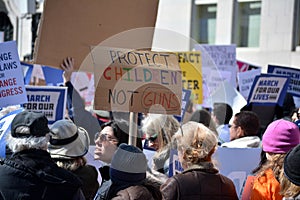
top-left (262, 119), bottom-right (300, 153)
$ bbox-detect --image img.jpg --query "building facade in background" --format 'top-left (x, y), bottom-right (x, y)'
top-left (1, 0), bottom-right (300, 73)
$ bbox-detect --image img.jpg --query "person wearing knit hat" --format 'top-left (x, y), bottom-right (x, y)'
top-left (106, 143), bottom-right (161, 200)
top-left (48, 119), bottom-right (99, 200)
top-left (280, 144), bottom-right (300, 198)
top-left (250, 119), bottom-right (300, 200)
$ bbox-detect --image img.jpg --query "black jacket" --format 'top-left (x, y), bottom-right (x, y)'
top-left (0, 149), bottom-right (84, 200)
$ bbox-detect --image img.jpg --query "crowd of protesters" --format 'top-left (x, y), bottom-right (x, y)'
top-left (0, 57), bottom-right (300, 200)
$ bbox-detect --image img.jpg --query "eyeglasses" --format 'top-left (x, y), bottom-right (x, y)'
top-left (94, 132), bottom-right (117, 143)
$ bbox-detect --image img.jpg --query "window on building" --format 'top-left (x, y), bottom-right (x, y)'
top-left (0, 12), bottom-right (13, 42)
top-left (293, 0), bottom-right (300, 51)
top-left (233, 1), bottom-right (261, 47)
top-left (192, 4), bottom-right (217, 44)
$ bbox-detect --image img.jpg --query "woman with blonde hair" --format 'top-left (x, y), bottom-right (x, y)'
top-left (250, 119), bottom-right (300, 200)
top-left (160, 121), bottom-right (238, 199)
top-left (142, 114), bottom-right (180, 176)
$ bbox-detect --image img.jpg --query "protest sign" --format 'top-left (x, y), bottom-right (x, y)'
top-left (71, 72), bottom-right (95, 106)
top-left (30, 64), bottom-right (46, 85)
top-left (205, 81), bottom-right (247, 116)
top-left (247, 74), bottom-right (290, 106)
top-left (237, 60), bottom-right (261, 72)
top-left (0, 108), bottom-right (23, 158)
top-left (237, 68), bottom-right (262, 100)
top-left (268, 65), bottom-right (300, 97)
top-left (92, 47), bottom-right (182, 115)
top-left (175, 51), bottom-right (202, 104)
top-left (168, 147), bottom-right (261, 198)
top-left (33, 0), bottom-right (159, 72)
top-left (214, 147), bottom-right (261, 198)
top-left (42, 66), bottom-right (64, 86)
top-left (23, 86), bottom-right (67, 124)
top-left (195, 44), bottom-right (237, 89)
top-left (21, 62), bottom-right (33, 85)
top-left (0, 41), bottom-right (27, 108)
top-left (174, 89), bottom-right (192, 122)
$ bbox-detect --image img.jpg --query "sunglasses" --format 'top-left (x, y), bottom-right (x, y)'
top-left (94, 132), bottom-right (117, 143)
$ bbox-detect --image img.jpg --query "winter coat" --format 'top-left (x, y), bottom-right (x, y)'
top-left (221, 136), bottom-right (261, 148)
top-left (111, 185), bottom-right (156, 200)
top-left (0, 149), bottom-right (84, 200)
top-left (73, 164), bottom-right (99, 200)
top-left (94, 165), bottom-right (164, 200)
top-left (160, 164), bottom-right (238, 200)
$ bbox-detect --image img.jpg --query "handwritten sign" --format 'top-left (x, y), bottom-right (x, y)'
top-left (195, 44), bottom-right (237, 89)
top-left (248, 74), bottom-right (290, 106)
top-left (237, 68), bottom-right (261, 100)
top-left (92, 47), bottom-right (182, 115)
top-left (268, 65), bottom-right (300, 97)
top-left (0, 41), bottom-right (27, 108)
top-left (23, 86), bottom-right (67, 124)
top-left (175, 51), bottom-right (202, 104)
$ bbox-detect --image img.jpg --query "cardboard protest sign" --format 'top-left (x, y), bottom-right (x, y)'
top-left (195, 44), bottom-right (237, 89)
top-left (0, 41), bottom-right (27, 108)
top-left (33, 0), bottom-right (159, 72)
top-left (92, 47), bottom-right (182, 115)
top-left (268, 65), bottom-right (300, 97)
top-left (237, 68), bottom-right (262, 100)
top-left (247, 74), bottom-right (290, 106)
top-left (0, 108), bottom-right (24, 158)
top-left (23, 86), bottom-right (67, 124)
top-left (175, 51), bottom-right (202, 104)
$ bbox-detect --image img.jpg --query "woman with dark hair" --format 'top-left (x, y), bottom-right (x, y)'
top-left (93, 119), bottom-right (143, 200)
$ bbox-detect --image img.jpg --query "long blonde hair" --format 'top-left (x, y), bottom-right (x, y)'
top-left (255, 153), bottom-right (285, 181)
top-left (142, 114), bottom-right (180, 152)
top-left (280, 169), bottom-right (300, 198)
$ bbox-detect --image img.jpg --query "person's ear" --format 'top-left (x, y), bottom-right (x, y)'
top-left (236, 126), bottom-right (244, 138)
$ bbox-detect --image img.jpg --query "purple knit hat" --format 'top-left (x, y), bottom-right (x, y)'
top-left (262, 119), bottom-right (300, 153)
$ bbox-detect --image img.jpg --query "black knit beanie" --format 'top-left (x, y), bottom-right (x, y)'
top-left (284, 144), bottom-right (300, 186)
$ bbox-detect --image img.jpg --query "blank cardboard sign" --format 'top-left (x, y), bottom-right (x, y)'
top-left (33, 0), bottom-right (159, 72)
